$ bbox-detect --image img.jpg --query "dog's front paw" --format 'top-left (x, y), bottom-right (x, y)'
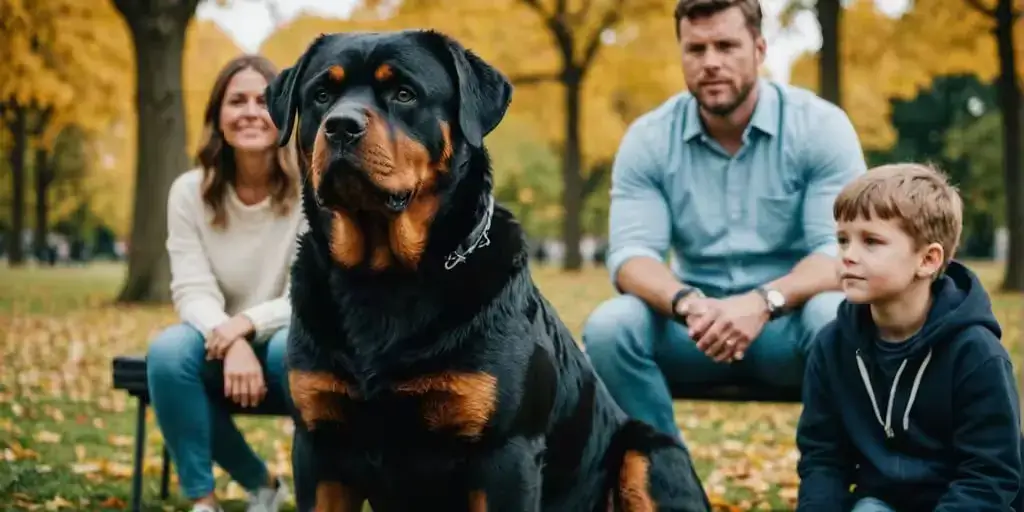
top-left (315, 481), bottom-right (364, 512)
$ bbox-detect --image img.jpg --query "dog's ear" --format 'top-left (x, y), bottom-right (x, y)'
top-left (421, 30), bottom-right (513, 148)
top-left (265, 35), bottom-right (325, 147)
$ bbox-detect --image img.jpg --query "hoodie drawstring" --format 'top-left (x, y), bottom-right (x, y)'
top-left (855, 348), bottom-right (934, 439)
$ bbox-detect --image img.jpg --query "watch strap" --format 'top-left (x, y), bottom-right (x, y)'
top-left (670, 286), bottom-right (702, 325)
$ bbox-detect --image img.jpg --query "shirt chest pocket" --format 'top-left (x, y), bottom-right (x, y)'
top-left (754, 194), bottom-right (802, 244)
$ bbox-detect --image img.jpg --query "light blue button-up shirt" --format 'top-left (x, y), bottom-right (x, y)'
top-left (606, 79), bottom-right (867, 296)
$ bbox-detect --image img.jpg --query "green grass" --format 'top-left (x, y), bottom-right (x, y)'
top-left (0, 260), bottom-right (1020, 511)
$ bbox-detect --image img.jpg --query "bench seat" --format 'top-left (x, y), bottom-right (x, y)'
top-left (111, 354), bottom-right (289, 512)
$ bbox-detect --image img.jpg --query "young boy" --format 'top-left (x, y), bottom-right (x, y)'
top-left (796, 163), bottom-right (1024, 511)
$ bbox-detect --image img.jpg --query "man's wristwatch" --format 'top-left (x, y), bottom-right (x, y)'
top-left (670, 285), bottom-right (704, 325)
top-left (755, 285), bottom-right (787, 320)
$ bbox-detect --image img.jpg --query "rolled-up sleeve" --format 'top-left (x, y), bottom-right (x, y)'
top-left (801, 106), bottom-right (867, 257)
top-left (606, 122), bottom-right (671, 287)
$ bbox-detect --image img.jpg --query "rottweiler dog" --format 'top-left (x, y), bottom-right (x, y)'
top-left (265, 29), bottom-right (711, 512)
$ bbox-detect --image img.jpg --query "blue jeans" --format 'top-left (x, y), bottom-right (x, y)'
top-left (582, 289), bottom-right (843, 438)
top-left (146, 323), bottom-right (294, 499)
top-left (850, 497), bottom-right (897, 512)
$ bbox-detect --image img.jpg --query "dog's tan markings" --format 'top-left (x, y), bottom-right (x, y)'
top-left (351, 110), bottom-right (447, 269)
top-left (288, 371), bottom-right (351, 430)
top-left (374, 63), bottom-right (394, 81)
top-left (349, 113), bottom-right (457, 269)
top-left (310, 126), bottom-right (330, 190)
top-left (315, 481), bottom-right (363, 511)
top-left (329, 211), bottom-right (365, 268)
top-left (618, 450), bottom-right (656, 511)
top-left (389, 192), bottom-right (438, 268)
top-left (357, 111), bottom-right (420, 193)
top-left (468, 490), bottom-right (487, 511)
top-left (328, 65), bottom-right (345, 83)
top-left (438, 121), bottom-right (453, 171)
top-left (394, 372), bottom-right (498, 438)
top-left (389, 122), bottom-right (448, 268)
top-left (369, 222), bottom-right (393, 271)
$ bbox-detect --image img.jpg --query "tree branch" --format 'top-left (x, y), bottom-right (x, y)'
top-left (519, 0), bottom-right (575, 65)
top-left (556, 0), bottom-right (567, 17)
top-left (579, 0), bottom-right (624, 70)
top-left (30, 107), bottom-right (53, 137)
top-left (962, 0), bottom-right (996, 17)
top-left (508, 72), bottom-right (562, 85)
top-left (519, 0), bottom-right (550, 19)
top-left (569, 0), bottom-right (595, 26)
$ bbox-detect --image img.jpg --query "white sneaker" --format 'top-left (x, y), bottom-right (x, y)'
top-left (190, 504), bottom-right (223, 512)
top-left (246, 476), bottom-right (290, 512)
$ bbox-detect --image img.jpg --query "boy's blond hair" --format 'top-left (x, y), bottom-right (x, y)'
top-left (833, 163), bottom-right (963, 271)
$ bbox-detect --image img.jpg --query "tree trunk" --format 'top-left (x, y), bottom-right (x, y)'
top-left (33, 147), bottom-right (50, 264)
top-left (561, 70), bottom-right (585, 271)
top-left (112, 0), bottom-right (199, 303)
top-left (994, 0), bottom-right (1024, 291)
top-left (817, 0), bottom-right (842, 106)
top-left (7, 107), bottom-right (27, 267)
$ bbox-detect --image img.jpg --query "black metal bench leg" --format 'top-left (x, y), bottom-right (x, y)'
top-left (160, 445), bottom-right (171, 499)
top-left (130, 399), bottom-right (147, 512)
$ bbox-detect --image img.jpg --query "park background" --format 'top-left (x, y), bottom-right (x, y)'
top-left (2, 0), bottom-right (1024, 510)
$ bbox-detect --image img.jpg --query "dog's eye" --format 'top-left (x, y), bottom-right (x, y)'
top-left (314, 88), bottom-right (330, 104)
top-left (393, 86), bottom-right (416, 104)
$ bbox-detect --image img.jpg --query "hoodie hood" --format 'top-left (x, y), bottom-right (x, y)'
top-left (837, 260), bottom-right (1001, 440)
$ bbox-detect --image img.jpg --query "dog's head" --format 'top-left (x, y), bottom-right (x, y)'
top-left (265, 30), bottom-right (512, 271)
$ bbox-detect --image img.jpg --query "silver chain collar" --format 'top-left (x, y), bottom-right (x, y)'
top-left (444, 194), bottom-right (495, 270)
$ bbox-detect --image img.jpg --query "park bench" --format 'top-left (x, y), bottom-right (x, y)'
top-left (112, 354), bottom-right (801, 511)
top-left (111, 354), bottom-right (291, 512)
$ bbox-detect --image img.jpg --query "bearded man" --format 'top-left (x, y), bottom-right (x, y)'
top-left (582, 0), bottom-right (867, 439)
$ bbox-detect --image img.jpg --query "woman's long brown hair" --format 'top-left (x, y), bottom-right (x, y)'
top-left (196, 54), bottom-right (300, 229)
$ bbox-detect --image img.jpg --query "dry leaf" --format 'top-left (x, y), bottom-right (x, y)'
top-left (99, 496), bottom-right (126, 509)
top-left (35, 430), bottom-right (62, 444)
top-left (44, 495), bottom-right (74, 510)
top-left (71, 462), bottom-right (100, 474)
top-left (107, 434), bottom-right (134, 447)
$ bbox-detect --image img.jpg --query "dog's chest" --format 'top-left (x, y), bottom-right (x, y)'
top-left (289, 367), bottom-right (499, 442)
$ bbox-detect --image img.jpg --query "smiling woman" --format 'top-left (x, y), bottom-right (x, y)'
top-left (145, 54), bottom-right (309, 512)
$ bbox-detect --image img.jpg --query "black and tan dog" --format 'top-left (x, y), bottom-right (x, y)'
top-left (265, 29), bottom-right (711, 512)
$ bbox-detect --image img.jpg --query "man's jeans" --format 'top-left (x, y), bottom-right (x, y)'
top-left (582, 288), bottom-right (844, 438)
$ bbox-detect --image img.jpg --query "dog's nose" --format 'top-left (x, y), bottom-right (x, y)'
top-left (324, 108), bottom-right (367, 144)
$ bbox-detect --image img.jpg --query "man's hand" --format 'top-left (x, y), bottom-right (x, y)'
top-left (223, 341), bottom-right (266, 408)
top-left (683, 292), bottom-right (770, 363)
top-left (206, 314), bottom-right (255, 360)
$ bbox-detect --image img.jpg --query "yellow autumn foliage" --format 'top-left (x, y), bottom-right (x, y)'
top-left (1, 0), bottom-right (244, 239)
top-left (0, 0), bottom-right (132, 234)
top-left (789, 0), bottom-right (1005, 151)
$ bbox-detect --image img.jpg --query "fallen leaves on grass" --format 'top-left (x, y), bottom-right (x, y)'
top-left (677, 401), bottom-right (803, 510)
top-left (2, 263), bottom-right (1021, 510)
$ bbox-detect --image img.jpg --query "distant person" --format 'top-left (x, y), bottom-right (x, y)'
top-left (581, 0), bottom-right (866, 439)
top-left (797, 164), bottom-right (1023, 511)
top-left (145, 54), bottom-right (305, 512)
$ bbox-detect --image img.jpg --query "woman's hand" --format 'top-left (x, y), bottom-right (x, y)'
top-left (223, 341), bottom-right (266, 408)
top-left (206, 314), bottom-right (255, 360)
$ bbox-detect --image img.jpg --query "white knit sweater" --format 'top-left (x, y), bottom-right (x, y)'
top-left (165, 168), bottom-right (306, 344)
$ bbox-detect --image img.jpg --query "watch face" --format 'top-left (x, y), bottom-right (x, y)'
top-left (767, 290), bottom-right (785, 308)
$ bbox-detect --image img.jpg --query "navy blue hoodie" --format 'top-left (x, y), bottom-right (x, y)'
top-left (796, 260), bottom-right (1023, 511)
